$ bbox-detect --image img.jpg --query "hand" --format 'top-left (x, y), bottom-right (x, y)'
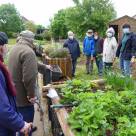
top-left (131, 57), bottom-right (135, 63)
top-left (91, 56), bottom-right (94, 61)
top-left (20, 122), bottom-right (32, 134)
top-left (113, 57), bottom-right (116, 63)
top-left (27, 96), bottom-right (37, 104)
top-left (46, 65), bottom-right (53, 71)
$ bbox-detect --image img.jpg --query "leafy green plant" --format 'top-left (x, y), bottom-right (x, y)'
top-left (68, 90), bottom-right (136, 136)
top-left (60, 79), bottom-right (97, 104)
top-left (49, 48), bottom-right (69, 58)
top-left (105, 73), bottom-right (135, 91)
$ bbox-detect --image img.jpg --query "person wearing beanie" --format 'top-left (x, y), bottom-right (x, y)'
top-left (63, 31), bottom-right (80, 77)
top-left (0, 32), bottom-right (32, 136)
top-left (116, 24), bottom-right (136, 76)
top-left (103, 27), bottom-right (118, 71)
top-left (8, 30), bottom-right (52, 136)
top-left (83, 29), bottom-right (95, 74)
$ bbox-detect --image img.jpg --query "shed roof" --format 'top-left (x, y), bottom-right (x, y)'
top-left (109, 15), bottom-right (136, 24)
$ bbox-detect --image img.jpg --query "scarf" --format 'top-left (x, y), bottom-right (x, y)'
top-left (0, 55), bottom-right (16, 96)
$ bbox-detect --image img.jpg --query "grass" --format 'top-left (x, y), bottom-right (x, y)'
top-left (75, 55), bottom-right (100, 80)
top-left (6, 39), bottom-right (121, 81)
top-left (8, 38), bottom-right (16, 45)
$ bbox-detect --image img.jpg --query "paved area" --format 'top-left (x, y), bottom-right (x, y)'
top-left (33, 105), bottom-right (44, 136)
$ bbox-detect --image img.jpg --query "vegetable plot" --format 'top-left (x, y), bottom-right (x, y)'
top-left (60, 74), bottom-right (136, 136)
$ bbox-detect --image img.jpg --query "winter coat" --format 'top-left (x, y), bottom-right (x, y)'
top-left (116, 32), bottom-right (136, 60)
top-left (94, 37), bottom-right (104, 56)
top-left (83, 36), bottom-right (95, 56)
top-left (63, 38), bottom-right (80, 60)
top-left (103, 37), bottom-right (118, 63)
top-left (0, 70), bottom-right (24, 136)
top-left (8, 37), bottom-right (38, 107)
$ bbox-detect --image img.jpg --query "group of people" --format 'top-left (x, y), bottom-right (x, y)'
top-left (0, 23), bottom-right (136, 136)
top-left (64, 23), bottom-right (136, 77)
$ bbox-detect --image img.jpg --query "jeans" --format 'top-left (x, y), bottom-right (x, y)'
top-left (86, 55), bottom-right (93, 74)
top-left (18, 105), bottom-right (34, 136)
top-left (95, 57), bottom-right (103, 76)
top-left (119, 55), bottom-right (125, 75)
top-left (119, 55), bottom-right (131, 76)
top-left (72, 59), bottom-right (77, 76)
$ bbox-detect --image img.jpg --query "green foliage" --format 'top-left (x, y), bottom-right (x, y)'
top-left (50, 9), bottom-right (68, 40)
top-left (60, 79), bottom-right (97, 104)
top-left (0, 4), bottom-right (24, 37)
top-left (50, 0), bottom-right (116, 40)
top-left (44, 45), bottom-right (69, 58)
top-left (48, 48), bottom-right (69, 58)
top-left (68, 90), bottom-right (136, 136)
top-left (24, 21), bottom-right (37, 33)
top-left (66, 0), bottom-right (116, 39)
top-left (42, 31), bottom-right (51, 41)
top-left (59, 76), bottom-right (136, 135)
top-left (105, 73), bottom-right (136, 91)
top-left (35, 34), bottom-right (44, 40)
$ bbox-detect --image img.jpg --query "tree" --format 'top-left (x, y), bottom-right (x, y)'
top-left (0, 4), bottom-right (24, 37)
top-left (50, 9), bottom-right (68, 40)
top-left (24, 21), bottom-right (37, 33)
top-left (36, 25), bottom-right (45, 34)
top-left (65, 0), bottom-right (116, 39)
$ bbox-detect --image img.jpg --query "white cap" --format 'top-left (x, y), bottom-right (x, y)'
top-left (106, 27), bottom-right (115, 35)
top-left (67, 31), bottom-right (74, 36)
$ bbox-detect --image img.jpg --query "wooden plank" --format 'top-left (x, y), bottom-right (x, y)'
top-left (42, 79), bottom-right (106, 92)
top-left (51, 96), bottom-right (75, 136)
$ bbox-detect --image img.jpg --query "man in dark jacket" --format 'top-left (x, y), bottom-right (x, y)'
top-left (83, 29), bottom-right (95, 74)
top-left (0, 32), bottom-right (32, 136)
top-left (64, 31), bottom-right (80, 77)
top-left (116, 24), bottom-right (136, 76)
top-left (94, 32), bottom-right (104, 76)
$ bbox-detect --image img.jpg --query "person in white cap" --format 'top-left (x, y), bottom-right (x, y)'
top-left (64, 31), bottom-right (80, 77)
top-left (103, 27), bottom-right (118, 71)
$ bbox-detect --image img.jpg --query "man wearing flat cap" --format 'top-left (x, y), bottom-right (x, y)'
top-left (8, 30), bottom-right (52, 136)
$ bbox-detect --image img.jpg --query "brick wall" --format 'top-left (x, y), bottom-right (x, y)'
top-left (109, 16), bottom-right (136, 42)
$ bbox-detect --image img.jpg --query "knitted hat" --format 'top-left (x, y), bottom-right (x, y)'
top-left (0, 32), bottom-right (8, 45)
top-left (20, 30), bottom-right (35, 40)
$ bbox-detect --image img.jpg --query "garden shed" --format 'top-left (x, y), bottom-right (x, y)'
top-left (109, 15), bottom-right (136, 42)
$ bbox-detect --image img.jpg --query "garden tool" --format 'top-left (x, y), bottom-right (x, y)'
top-left (50, 103), bottom-right (78, 109)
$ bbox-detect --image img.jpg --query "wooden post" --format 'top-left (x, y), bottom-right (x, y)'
top-left (51, 96), bottom-right (75, 136)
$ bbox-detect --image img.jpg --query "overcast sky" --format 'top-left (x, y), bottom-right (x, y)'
top-left (0, 0), bottom-right (136, 27)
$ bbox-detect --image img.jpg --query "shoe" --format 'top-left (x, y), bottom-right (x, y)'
top-left (72, 74), bottom-right (75, 77)
top-left (32, 126), bottom-right (37, 133)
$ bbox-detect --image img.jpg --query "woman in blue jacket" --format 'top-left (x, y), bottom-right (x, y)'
top-left (83, 29), bottom-right (95, 74)
top-left (0, 32), bottom-right (32, 136)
